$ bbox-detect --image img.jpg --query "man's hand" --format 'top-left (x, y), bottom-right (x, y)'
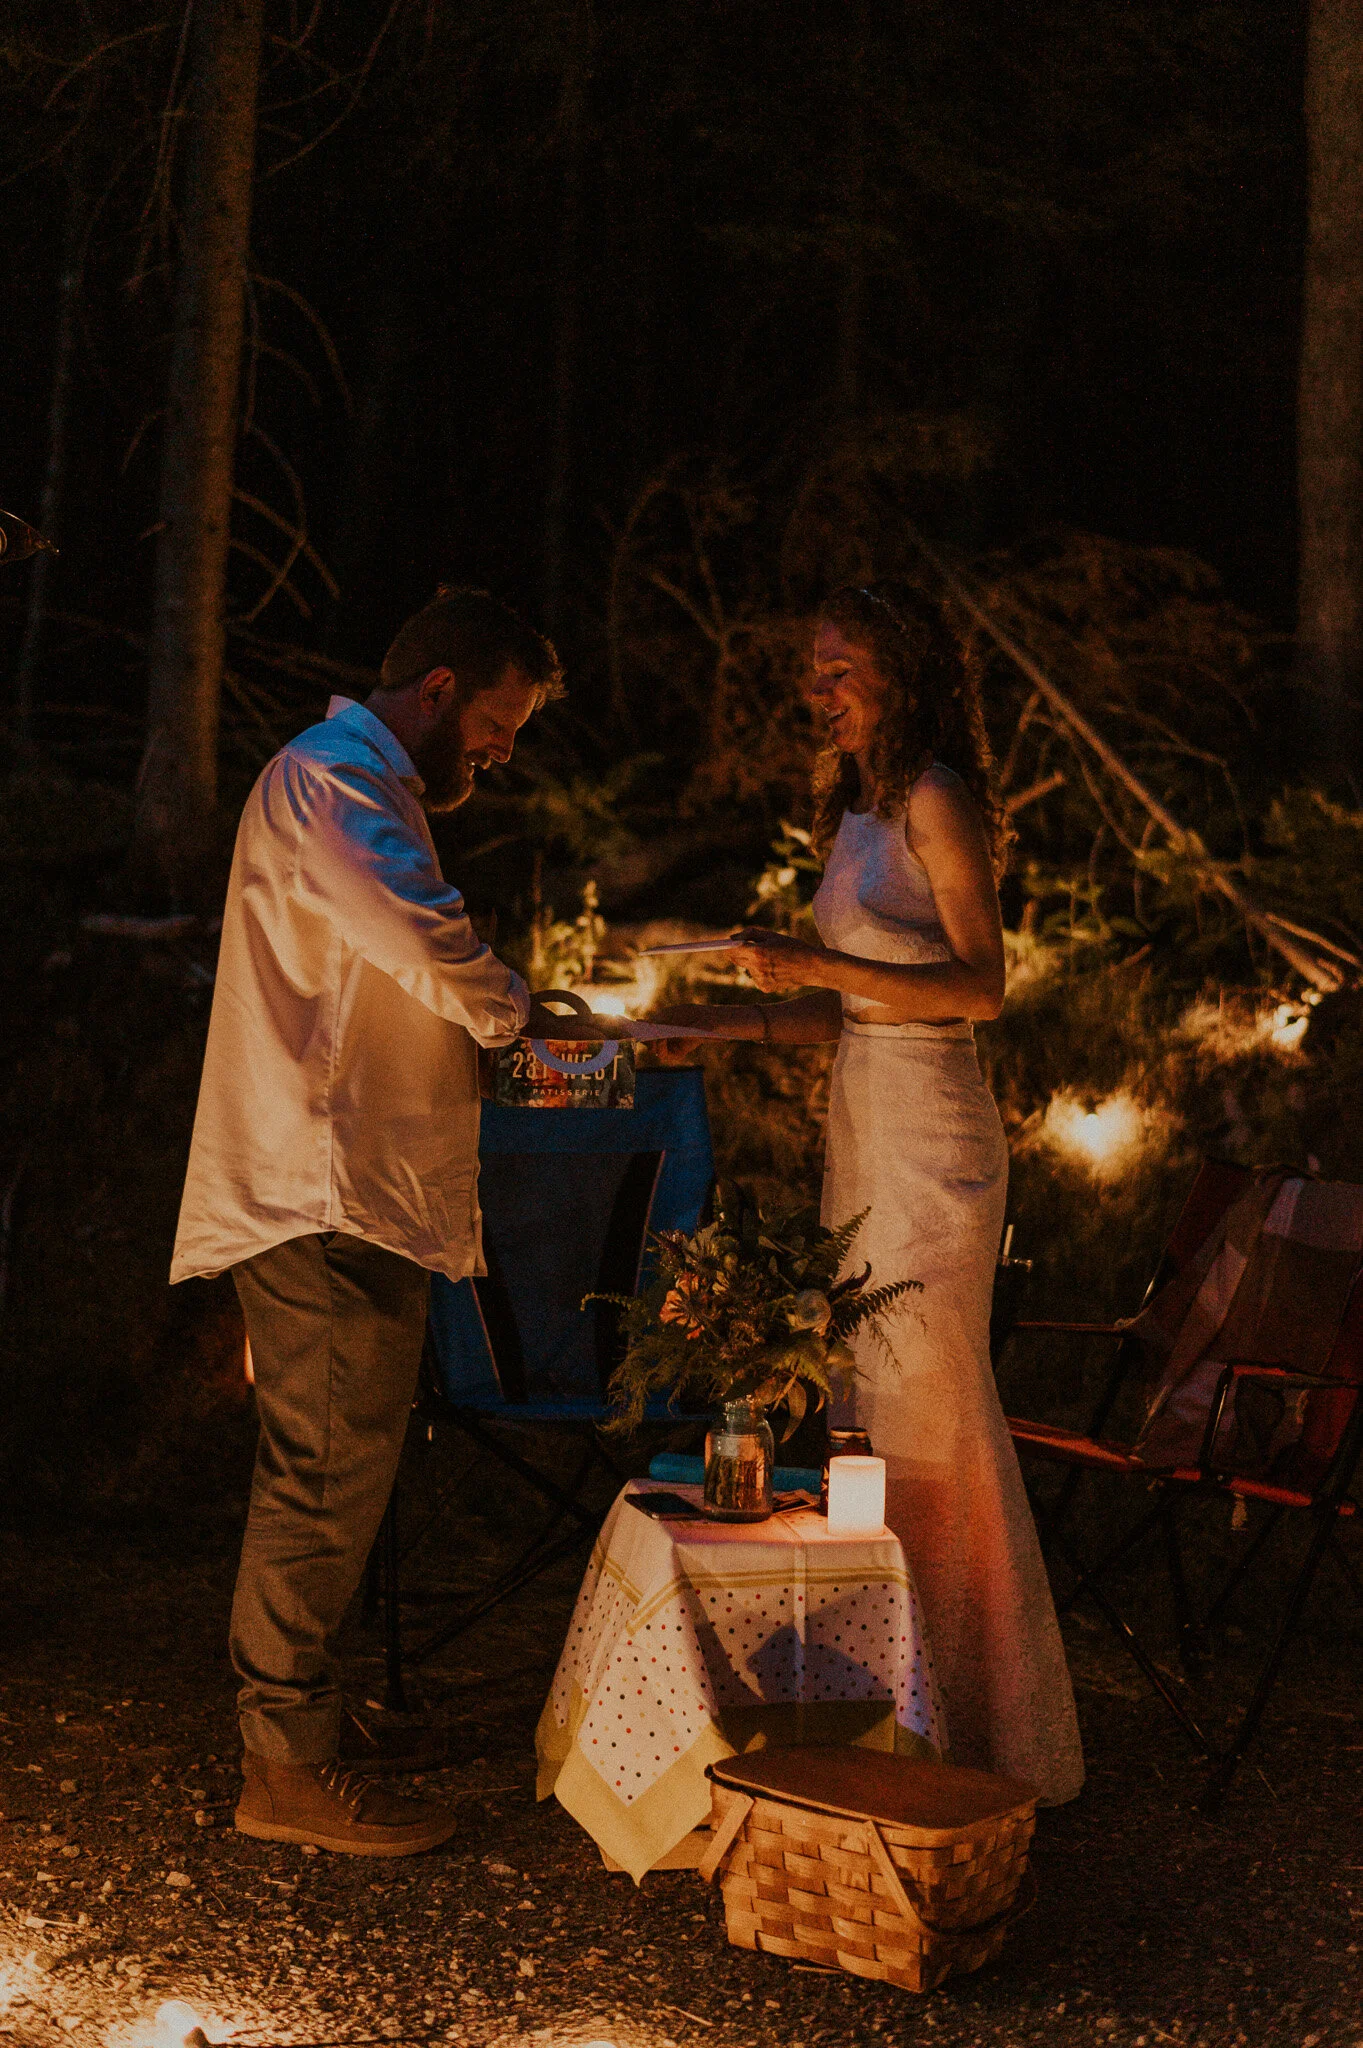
top-left (730, 927), bottom-right (828, 994)
top-left (523, 998), bottom-right (614, 1040)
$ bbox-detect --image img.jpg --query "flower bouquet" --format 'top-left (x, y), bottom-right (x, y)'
top-left (591, 1181), bottom-right (921, 1520)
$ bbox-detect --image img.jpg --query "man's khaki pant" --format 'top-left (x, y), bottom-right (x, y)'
top-left (230, 1232), bottom-right (430, 1763)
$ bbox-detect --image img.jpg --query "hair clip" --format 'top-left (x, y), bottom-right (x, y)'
top-left (856, 587), bottom-right (913, 639)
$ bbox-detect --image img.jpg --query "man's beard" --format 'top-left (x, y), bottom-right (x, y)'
top-left (413, 707), bottom-right (475, 813)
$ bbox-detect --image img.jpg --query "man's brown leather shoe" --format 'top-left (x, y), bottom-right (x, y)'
top-left (235, 1753), bottom-right (457, 1856)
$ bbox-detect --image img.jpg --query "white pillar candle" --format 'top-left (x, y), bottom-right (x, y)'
top-left (825, 1455), bottom-right (886, 1536)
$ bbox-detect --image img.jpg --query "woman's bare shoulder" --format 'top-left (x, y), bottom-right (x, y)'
top-left (909, 761), bottom-right (976, 824)
top-left (914, 759), bottom-right (967, 797)
top-left (906, 762), bottom-right (987, 860)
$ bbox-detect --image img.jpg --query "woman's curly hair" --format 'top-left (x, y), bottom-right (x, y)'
top-left (810, 581), bottom-right (1013, 877)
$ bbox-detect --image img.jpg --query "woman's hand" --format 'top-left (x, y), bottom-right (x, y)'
top-left (730, 928), bottom-right (829, 994)
top-left (644, 1003), bottom-right (716, 1062)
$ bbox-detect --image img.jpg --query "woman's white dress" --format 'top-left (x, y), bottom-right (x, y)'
top-left (814, 777), bottom-right (1084, 1804)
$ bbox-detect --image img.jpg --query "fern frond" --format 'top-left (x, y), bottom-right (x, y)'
top-left (831, 1277), bottom-right (922, 1333)
top-left (827, 1262), bottom-right (872, 1302)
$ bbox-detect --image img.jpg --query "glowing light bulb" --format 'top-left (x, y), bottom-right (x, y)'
top-left (155, 2001), bottom-right (211, 2048)
top-left (1042, 1091), bottom-right (1146, 1177)
top-left (591, 991), bottom-right (629, 1017)
top-left (1266, 1004), bottom-right (1308, 1052)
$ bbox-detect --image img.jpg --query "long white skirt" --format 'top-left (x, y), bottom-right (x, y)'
top-left (822, 1019), bottom-right (1084, 1804)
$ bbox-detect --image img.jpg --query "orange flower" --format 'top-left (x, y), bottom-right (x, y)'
top-left (660, 1273), bottom-right (706, 1338)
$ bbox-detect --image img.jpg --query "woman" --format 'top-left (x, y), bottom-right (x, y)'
top-left (655, 582), bottom-right (1083, 1803)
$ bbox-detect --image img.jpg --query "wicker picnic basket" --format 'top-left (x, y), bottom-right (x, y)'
top-left (700, 1746), bottom-right (1037, 1994)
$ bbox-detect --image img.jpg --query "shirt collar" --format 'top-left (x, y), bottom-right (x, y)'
top-left (325, 696), bottom-right (424, 795)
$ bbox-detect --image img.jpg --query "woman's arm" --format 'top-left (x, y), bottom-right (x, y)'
top-left (648, 988), bottom-right (842, 1047)
top-left (739, 777), bottom-right (1005, 1023)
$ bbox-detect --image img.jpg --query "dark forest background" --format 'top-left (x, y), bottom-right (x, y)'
top-left (4, 1), bottom-right (1363, 1510)
top-left (0, 3), bottom-right (1316, 816)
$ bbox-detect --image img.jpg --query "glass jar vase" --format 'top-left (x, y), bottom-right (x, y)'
top-left (703, 1398), bottom-right (775, 1522)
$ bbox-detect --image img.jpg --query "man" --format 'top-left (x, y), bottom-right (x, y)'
top-left (171, 586), bottom-right (564, 1855)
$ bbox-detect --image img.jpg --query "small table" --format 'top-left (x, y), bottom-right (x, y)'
top-left (536, 1480), bottom-right (945, 1881)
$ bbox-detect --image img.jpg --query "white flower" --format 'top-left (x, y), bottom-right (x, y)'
top-left (786, 1289), bottom-right (832, 1335)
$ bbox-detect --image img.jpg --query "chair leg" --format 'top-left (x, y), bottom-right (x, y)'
top-left (1035, 1463), bottom-right (1086, 1551)
top-left (411, 1522), bottom-right (594, 1664)
top-left (381, 1488), bottom-right (409, 1714)
top-left (454, 1410), bottom-right (603, 1533)
top-left (1052, 1493), bottom-right (1168, 1618)
top-left (362, 1532), bottom-right (382, 1622)
top-left (1202, 1504), bottom-right (1284, 1636)
top-left (1325, 1526), bottom-right (1363, 1608)
top-left (1052, 1523), bottom-right (1212, 1755)
top-left (1160, 1501), bottom-right (1206, 1676)
top-left (1199, 1510), bottom-right (1337, 1815)
top-left (406, 1438), bottom-right (606, 1668)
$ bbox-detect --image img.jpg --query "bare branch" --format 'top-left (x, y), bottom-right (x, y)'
top-left (228, 539), bottom-right (312, 618)
top-left (996, 688), bottom-right (1041, 791)
top-left (244, 422), bottom-right (307, 527)
top-left (41, 23), bottom-right (169, 111)
top-left (250, 273), bottom-right (353, 412)
top-left (683, 496), bottom-right (728, 641)
top-left (256, 340), bottom-right (322, 408)
top-left (231, 486), bottom-right (340, 599)
top-left (272, 0), bottom-right (327, 57)
top-left (1257, 912), bottom-right (1363, 970)
top-left (906, 520), bottom-right (1351, 993)
top-left (602, 467), bottom-right (682, 733)
top-left (1003, 769), bottom-right (1065, 816)
top-left (120, 409), bottom-right (167, 476)
top-left (261, 0), bottom-right (407, 178)
top-left (645, 570), bottom-right (723, 647)
top-left (130, 0), bottom-right (196, 289)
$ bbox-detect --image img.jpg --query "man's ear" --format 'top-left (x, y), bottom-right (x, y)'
top-left (416, 666), bottom-right (457, 719)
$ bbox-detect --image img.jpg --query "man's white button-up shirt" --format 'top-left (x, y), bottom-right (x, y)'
top-left (170, 696), bottom-right (530, 1284)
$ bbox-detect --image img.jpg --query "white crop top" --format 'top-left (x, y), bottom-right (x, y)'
top-left (811, 766), bottom-right (961, 1024)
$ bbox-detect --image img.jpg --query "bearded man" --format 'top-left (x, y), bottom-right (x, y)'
top-left (171, 586), bottom-right (564, 1855)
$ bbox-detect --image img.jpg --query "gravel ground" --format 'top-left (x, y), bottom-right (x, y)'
top-left (2, 1439), bottom-right (1361, 2048)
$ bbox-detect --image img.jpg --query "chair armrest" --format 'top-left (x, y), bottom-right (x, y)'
top-left (1004, 1318), bottom-right (1142, 1440)
top-left (1196, 1357), bottom-right (1353, 1473)
top-left (1222, 1361), bottom-right (1343, 1389)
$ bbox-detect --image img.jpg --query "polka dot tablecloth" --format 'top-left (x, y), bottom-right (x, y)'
top-left (535, 1480), bottom-right (945, 1881)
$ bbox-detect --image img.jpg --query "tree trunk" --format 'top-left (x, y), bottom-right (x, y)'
top-left (13, 157), bottom-right (83, 765)
top-left (136, 0), bottom-right (263, 899)
top-left (1297, 0), bottom-right (1363, 788)
top-left (833, 18), bottom-right (867, 426)
top-left (542, 2), bottom-right (594, 638)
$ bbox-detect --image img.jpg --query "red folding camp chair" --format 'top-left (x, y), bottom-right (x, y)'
top-left (1002, 1160), bottom-right (1363, 1811)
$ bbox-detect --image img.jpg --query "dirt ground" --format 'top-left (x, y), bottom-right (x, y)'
top-left (1, 1428), bottom-right (1361, 2048)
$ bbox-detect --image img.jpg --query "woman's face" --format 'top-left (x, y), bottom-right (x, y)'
top-left (806, 620), bottom-right (889, 757)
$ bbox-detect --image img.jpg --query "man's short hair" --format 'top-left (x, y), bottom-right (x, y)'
top-left (379, 586), bottom-right (564, 705)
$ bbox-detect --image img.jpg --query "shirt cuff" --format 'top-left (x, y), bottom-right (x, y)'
top-left (506, 970), bottom-right (531, 1036)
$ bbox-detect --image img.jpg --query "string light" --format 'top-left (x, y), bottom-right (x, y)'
top-left (1177, 996), bottom-right (1312, 1058)
top-left (1042, 1091), bottom-right (1147, 1176)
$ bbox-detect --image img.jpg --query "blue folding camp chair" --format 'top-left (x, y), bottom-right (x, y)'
top-left (373, 1066), bottom-right (715, 1705)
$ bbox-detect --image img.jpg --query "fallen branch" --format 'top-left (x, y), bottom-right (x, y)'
top-left (905, 522), bottom-right (1354, 993)
top-left (1003, 768), bottom-right (1066, 816)
top-left (1257, 909), bottom-right (1363, 970)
